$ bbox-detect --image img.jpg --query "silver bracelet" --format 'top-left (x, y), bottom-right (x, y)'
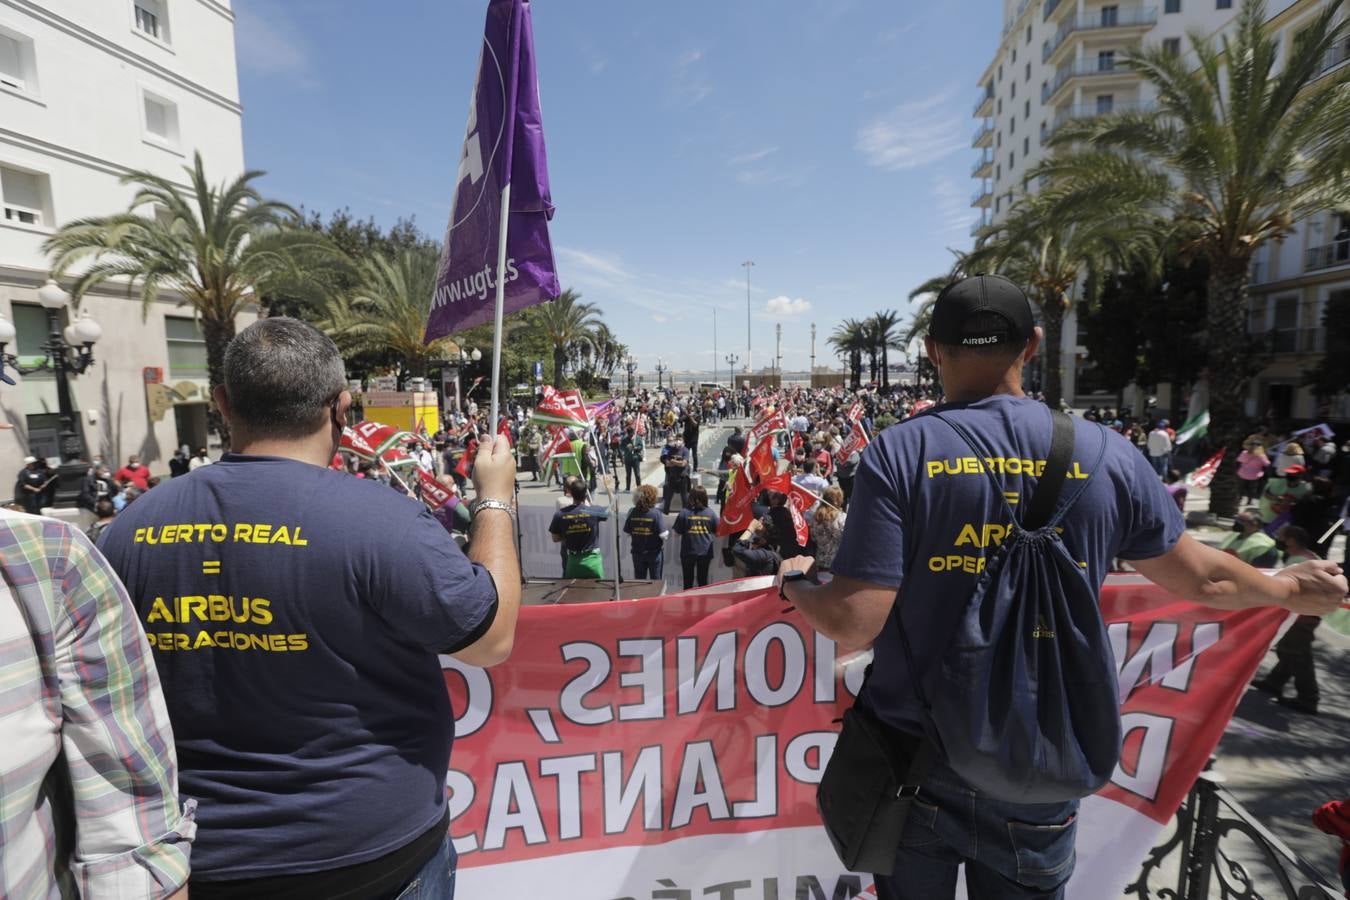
top-left (471, 498), bottom-right (515, 516)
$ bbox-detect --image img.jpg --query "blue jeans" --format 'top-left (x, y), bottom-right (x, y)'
top-left (392, 836), bottom-right (456, 899)
top-left (632, 552), bottom-right (664, 580)
top-left (876, 764), bottom-right (1078, 900)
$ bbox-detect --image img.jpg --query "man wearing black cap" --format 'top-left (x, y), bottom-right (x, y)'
top-left (777, 275), bottom-right (1346, 899)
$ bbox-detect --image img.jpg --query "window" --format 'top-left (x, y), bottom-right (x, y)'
top-left (998, 65), bottom-right (1003, 81)
top-left (1011, 81), bottom-right (1017, 98)
top-left (1040, 121), bottom-right (1048, 144)
top-left (1096, 94), bottom-right (1114, 114)
top-left (1026, 62), bottom-right (1032, 81)
top-left (1163, 37), bottom-right (1181, 56)
top-left (1271, 296), bottom-right (1298, 352)
top-left (1165, 0), bottom-right (1180, 12)
top-left (166, 317), bottom-right (208, 378)
top-left (1024, 136), bottom-right (1030, 154)
top-left (11, 303), bottom-right (52, 371)
top-left (995, 196), bottom-right (1001, 213)
top-left (998, 98), bottom-right (1003, 114)
top-left (1, 165), bottom-right (47, 227)
top-left (1025, 99), bottom-right (1031, 119)
top-left (1101, 5), bottom-right (1119, 26)
top-left (134, 0), bottom-right (169, 42)
top-left (1012, 48), bottom-right (1018, 63)
top-left (1010, 116), bottom-right (1016, 133)
top-left (997, 131), bottom-right (1002, 148)
top-left (0, 28), bottom-right (36, 93)
top-left (1026, 24), bottom-right (1032, 44)
top-left (143, 91), bottom-right (180, 146)
top-left (1098, 50), bottom-right (1116, 71)
top-left (1010, 151), bottom-right (1016, 168)
top-left (996, 164), bottom-right (1002, 181)
top-left (1217, 0), bottom-right (1231, 7)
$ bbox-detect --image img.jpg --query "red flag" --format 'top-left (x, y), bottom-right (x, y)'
top-left (761, 472), bottom-right (809, 547)
top-left (416, 468), bottom-right (455, 511)
top-left (1185, 449), bottom-right (1226, 489)
top-left (786, 483), bottom-right (814, 546)
top-left (635, 413), bottom-right (647, 437)
top-left (835, 421), bottom-right (871, 466)
top-left (498, 416), bottom-right (514, 447)
top-left (456, 438), bottom-right (478, 478)
top-left (790, 432), bottom-right (803, 457)
top-left (716, 465), bottom-right (757, 536)
top-left (532, 385), bottom-right (589, 428)
top-left (748, 438), bottom-right (777, 483)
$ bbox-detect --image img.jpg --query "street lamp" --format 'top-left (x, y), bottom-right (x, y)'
top-left (655, 357), bottom-right (669, 391)
top-left (447, 346), bottom-right (482, 412)
top-left (624, 355), bottom-right (637, 396)
top-left (0, 279), bottom-right (102, 507)
top-left (725, 353), bottom-right (739, 389)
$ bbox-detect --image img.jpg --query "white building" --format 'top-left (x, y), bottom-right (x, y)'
top-left (0, 0), bottom-right (246, 497)
top-left (1245, 0), bottom-right (1350, 422)
top-left (971, 0), bottom-right (1240, 404)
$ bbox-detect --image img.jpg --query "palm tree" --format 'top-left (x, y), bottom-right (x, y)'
top-left (1037, 0), bottom-right (1350, 515)
top-left (534, 289), bottom-right (602, 385)
top-left (960, 189), bottom-right (1160, 408)
top-left (828, 319), bottom-right (867, 389)
top-left (867, 309), bottom-right (904, 387)
top-left (43, 152), bottom-right (340, 448)
top-left (318, 246), bottom-right (458, 388)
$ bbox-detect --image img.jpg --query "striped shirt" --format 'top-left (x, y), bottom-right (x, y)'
top-left (0, 509), bottom-right (193, 899)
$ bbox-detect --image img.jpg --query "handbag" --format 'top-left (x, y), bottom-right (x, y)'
top-left (816, 603), bottom-right (938, 875)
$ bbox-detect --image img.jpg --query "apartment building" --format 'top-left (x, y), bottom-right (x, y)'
top-left (1245, 0), bottom-right (1350, 421)
top-left (0, 0), bottom-right (247, 495)
top-left (971, 0), bottom-right (1239, 403)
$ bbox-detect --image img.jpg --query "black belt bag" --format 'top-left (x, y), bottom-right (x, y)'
top-left (817, 700), bottom-right (936, 875)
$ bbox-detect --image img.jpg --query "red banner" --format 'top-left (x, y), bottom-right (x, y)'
top-left (847, 401), bottom-right (864, 424)
top-left (716, 465), bottom-right (756, 537)
top-left (835, 421), bottom-right (870, 466)
top-left (416, 468), bottom-right (455, 511)
top-left (442, 577), bottom-right (1286, 898)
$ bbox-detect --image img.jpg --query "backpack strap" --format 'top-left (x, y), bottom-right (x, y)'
top-left (1020, 410), bottom-right (1075, 531)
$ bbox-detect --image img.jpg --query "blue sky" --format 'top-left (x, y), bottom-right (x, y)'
top-left (233, 0), bottom-right (999, 374)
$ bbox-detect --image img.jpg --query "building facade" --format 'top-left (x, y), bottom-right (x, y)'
top-left (0, 0), bottom-right (247, 498)
top-left (1245, 0), bottom-right (1350, 422)
top-left (971, 0), bottom-right (1239, 404)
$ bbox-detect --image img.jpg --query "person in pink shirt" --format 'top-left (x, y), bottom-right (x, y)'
top-left (1237, 442), bottom-right (1269, 504)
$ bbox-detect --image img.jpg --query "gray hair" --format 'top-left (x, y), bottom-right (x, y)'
top-left (223, 317), bottom-right (346, 440)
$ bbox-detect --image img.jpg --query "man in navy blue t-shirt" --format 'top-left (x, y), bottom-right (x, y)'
top-left (99, 318), bottom-right (522, 899)
top-left (778, 276), bottom-right (1346, 900)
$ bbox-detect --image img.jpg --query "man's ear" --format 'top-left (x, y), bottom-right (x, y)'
top-left (212, 384), bottom-right (232, 425)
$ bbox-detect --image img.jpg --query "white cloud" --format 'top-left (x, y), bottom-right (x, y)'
top-left (856, 85), bottom-right (966, 171)
top-left (673, 48), bottom-right (713, 106)
top-left (234, 5), bottom-right (314, 84)
top-left (765, 296), bottom-right (812, 317)
top-left (933, 174), bottom-right (977, 237)
top-left (730, 147), bottom-right (779, 166)
top-left (556, 247), bottom-right (630, 282)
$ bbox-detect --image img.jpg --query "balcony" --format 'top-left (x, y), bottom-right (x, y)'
top-left (1046, 100), bottom-right (1155, 140)
top-left (1306, 238), bottom-right (1350, 272)
top-left (1042, 57), bottom-right (1135, 104)
top-left (1043, 0), bottom-right (1064, 21)
top-left (971, 151), bottom-right (994, 178)
top-left (1043, 7), bottom-right (1158, 64)
top-left (974, 84), bottom-right (995, 118)
top-left (1003, 0), bottom-right (1032, 36)
top-left (972, 121), bottom-right (995, 148)
top-left (971, 185), bottom-right (993, 208)
top-left (970, 218), bottom-right (991, 237)
top-left (1263, 327), bottom-right (1327, 355)
top-left (1320, 39), bottom-right (1350, 77)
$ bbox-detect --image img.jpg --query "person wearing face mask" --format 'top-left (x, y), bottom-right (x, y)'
top-left (1260, 463), bottom-right (1311, 530)
top-left (97, 318), bottom-right (522, 898)
top-left (660, 435), bottom-right (690, 514)
top-left (1219, 508), bottom-right (1280, 567)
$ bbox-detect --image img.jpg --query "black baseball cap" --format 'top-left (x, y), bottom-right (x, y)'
top-left (929, 274), bottom-right (1035, 348)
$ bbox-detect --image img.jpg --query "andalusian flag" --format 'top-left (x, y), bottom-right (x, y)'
top-left (531, 385), bottom-right (589, 428)
top-left (1174, 410), bottom-right (1209, 445)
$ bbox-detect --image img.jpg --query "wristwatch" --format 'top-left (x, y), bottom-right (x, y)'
top-left (779, 569), bottom-right (809, 602)
top-left (470, 497), bottom-right (515, 516)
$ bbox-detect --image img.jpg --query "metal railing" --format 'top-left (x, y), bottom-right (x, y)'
top-left (1126, 769), bottom-right (1341, 899)
top-left (972, 121), bottom-right (995, 147)
top-left (1043, 0), bottom-right (1064, 21)
top-left (973, 86), bottom-right (995, 116)
top-left (1305, 238), bottom-right (1350, 272)
top-left (971, 186), bottom-right (993, 207)
top-left (1047, 101), bottom-right (1156, 139)
top-left (1042, 57), bottom-right (1127, 102)
top-left (1323, 39), bottom-right (1350, 74)
top-left (1261, 326), bottom-right (1327, 355)
top-left (1004, 0), bottom-right (1032, 35)
top-left (1044, 7), bottom-right (1159, 61)
top-left (970, 218), bottom-right (990, 237)
top-left (970, 151), bottom-right (994, 176)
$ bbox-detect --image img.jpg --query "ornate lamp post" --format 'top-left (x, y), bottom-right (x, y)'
top-left (0, 279), bottom-right (102, 506)
top-left (655, 357), bottom-right (669, 391)
top-left (624, 355), bottom-right (637, 396)
top-left (448, 346), bottom-right (482, 411)
top-left (725, 353), bottom-right (739, 389)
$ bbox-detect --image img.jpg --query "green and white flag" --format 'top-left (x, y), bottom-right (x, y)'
top-left (1175, 410), bottom-right (1209, 445)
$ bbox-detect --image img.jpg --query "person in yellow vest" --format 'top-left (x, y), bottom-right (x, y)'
top-left (1219, 508), bottom-right (1279, 567)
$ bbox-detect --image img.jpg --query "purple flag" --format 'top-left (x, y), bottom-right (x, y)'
top-left (426, 0), bottom-right (560, 340)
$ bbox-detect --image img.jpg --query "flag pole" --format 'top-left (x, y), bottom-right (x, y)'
top-left (587, 422), bottom-right (623, 602)
top-left (488, 183), bottom-right (512, 434)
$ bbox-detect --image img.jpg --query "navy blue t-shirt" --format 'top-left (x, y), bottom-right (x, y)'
top-left (830, 396), bottom-right (1184, 735)
top-left (624, 507), bottom-right (666, 556)
top-left (674, 506), bottom-right (720, 558)
top-left (97, 454), bottom-right (498, 879)
top-left (550, 504), bottom-right (603, 552)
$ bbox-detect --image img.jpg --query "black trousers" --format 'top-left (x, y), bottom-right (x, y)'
top-left (839, 474), bottom-right (855, 510)
top-left (681, 555), bottom-right (712, 590)
top-left (624, 460), bottom-right (641, 490)
top-left (1266, 650), bottom-right (1320, 705)
top-left (662, 478), bottom-right (688, 514)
